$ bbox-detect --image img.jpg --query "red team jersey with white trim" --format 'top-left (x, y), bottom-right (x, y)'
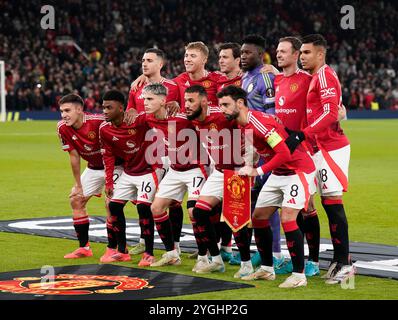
top-left (126, 78), bottom-right (180, 113)
top-left (245, 111), bottom-right (315, 175)
top-left (274, 69), bottom-right (318, 154)
top-left (173, 71), bottom-right (219, 111)
top-left (99, 113), bottom-right (153, 189)
top-left (146, 113), bottom-right (207, 171)
top-left (216, 73), bottom-right (243, 92)
top-left (304, 64), bottom-right (349, 152)
top-left (192, 107), bottom-right (242, 171)
top-left (57, 113), bottom-right (105, 169)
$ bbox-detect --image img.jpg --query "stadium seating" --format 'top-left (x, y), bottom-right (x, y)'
top-left (0, 0), bottom-right (397, 111)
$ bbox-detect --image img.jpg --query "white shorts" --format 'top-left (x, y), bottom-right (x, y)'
top-left (312, 145), bottom-right (350, 196)
top-left (81, 166), bottom-right (123, 197)
top-left (255, 171), bottom-right (316, 210)
top-left (155, 166), bottom-right (209, 202)
top-left (111, 170), bottom-right (162, 204)
top-left (199, 169), bottom-right (224, 200)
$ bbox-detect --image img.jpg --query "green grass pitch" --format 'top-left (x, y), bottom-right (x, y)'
top-left (0, 119), bottom-right (397, 300)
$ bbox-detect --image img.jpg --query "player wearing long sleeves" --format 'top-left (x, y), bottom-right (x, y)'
top-left (218, 85), bottom-right (315, 289)
top-left (285, 34), bottom-right (354, 285)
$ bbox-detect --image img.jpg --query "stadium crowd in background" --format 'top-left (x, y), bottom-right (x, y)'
top-left (1, 0), bottom-right (397, 111)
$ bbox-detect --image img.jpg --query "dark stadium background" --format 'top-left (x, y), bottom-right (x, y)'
top-left (0, 0), bottom-right (397, 112)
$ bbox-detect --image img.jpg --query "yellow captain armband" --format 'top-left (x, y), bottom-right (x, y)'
top-left (266, 131), bottom-right (283, 148)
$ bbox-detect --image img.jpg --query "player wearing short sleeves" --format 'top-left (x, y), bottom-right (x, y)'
top-left (172, 42), bottom-right (220, 110)
top-left (125, 49), bottom-right (183, 256)
top-left (273, 36), bottom-right (321, 276)
top-left (285, 34), bottom-right (354, 284)
top-left (185, 85), bottom-right (253, 276)
top-left (129, 42), bottom-right (220, 112)
top-left (218, 85), bottom-right (315, 288)
top-left (138, 83), bottom-right (211, 267)
top-left (126, 48), bottom-right (180, 114)
top-left (99, 90), bottom-right (163, 264)
top-left (57, 94), bottom-right (123, 260)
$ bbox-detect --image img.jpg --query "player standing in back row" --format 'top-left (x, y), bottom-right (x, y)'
top-left (273, 36), bottom-right (321, 277)
top-left (285, 34), bottom-right (355, 284)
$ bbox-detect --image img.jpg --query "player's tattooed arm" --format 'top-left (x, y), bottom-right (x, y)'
top-left (130, 74), bottom-right (146, 91)
top-left (68, 149), bottom-right (83, 197)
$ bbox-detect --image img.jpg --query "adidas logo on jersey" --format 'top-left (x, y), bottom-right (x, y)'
top-left (322, 184), bottom-right (328, 190)
top-left (112, 136), bottom-right (119, 141)
top-left (72, 135), bottom-right (78, 140)
top-left (185, 81), bottom-right (190, 87)
top-left (287, 198), bottom-right (296, 205)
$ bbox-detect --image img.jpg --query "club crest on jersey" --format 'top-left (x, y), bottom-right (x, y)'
top-left (201, 80), bottom-right (211, 88)
top-left (84, 144), bottom-right (93, 151)
top-left (0, 274), bottom-right (151, 296)
top-left (209, 123), bottom-right (218, 131)
top-left (247, 83), bottom-right (254, 93)
top-left (87, 131), bottom-right (96, 140)
top-left (128, 129), bottom-right (136, 135)
top-left (290, 83), bottom-right (299, 92)
top-left (278, 96), bottom-right (285, 106)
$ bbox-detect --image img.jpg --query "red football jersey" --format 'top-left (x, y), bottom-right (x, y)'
top-left (192, 107), bottom-right (243, 171)
top-left (173, 71), bottom-right (219, 111)
top-left (57, 113), bottom-right (105, 169)
top-left (274, 69), bottom-right (318, 154)
top-left (216, 72), bottom-right (243, 92)
top-left (99, 113), bottom-right (153, 189)
top-left (304, 65), bottom-right (350, 152)
top-left (244, 111), bottom-right (315, 175)
top-left (126, 78), bottom-right (180, 113)
top-left (146, 113), bottom-right (207, 171)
